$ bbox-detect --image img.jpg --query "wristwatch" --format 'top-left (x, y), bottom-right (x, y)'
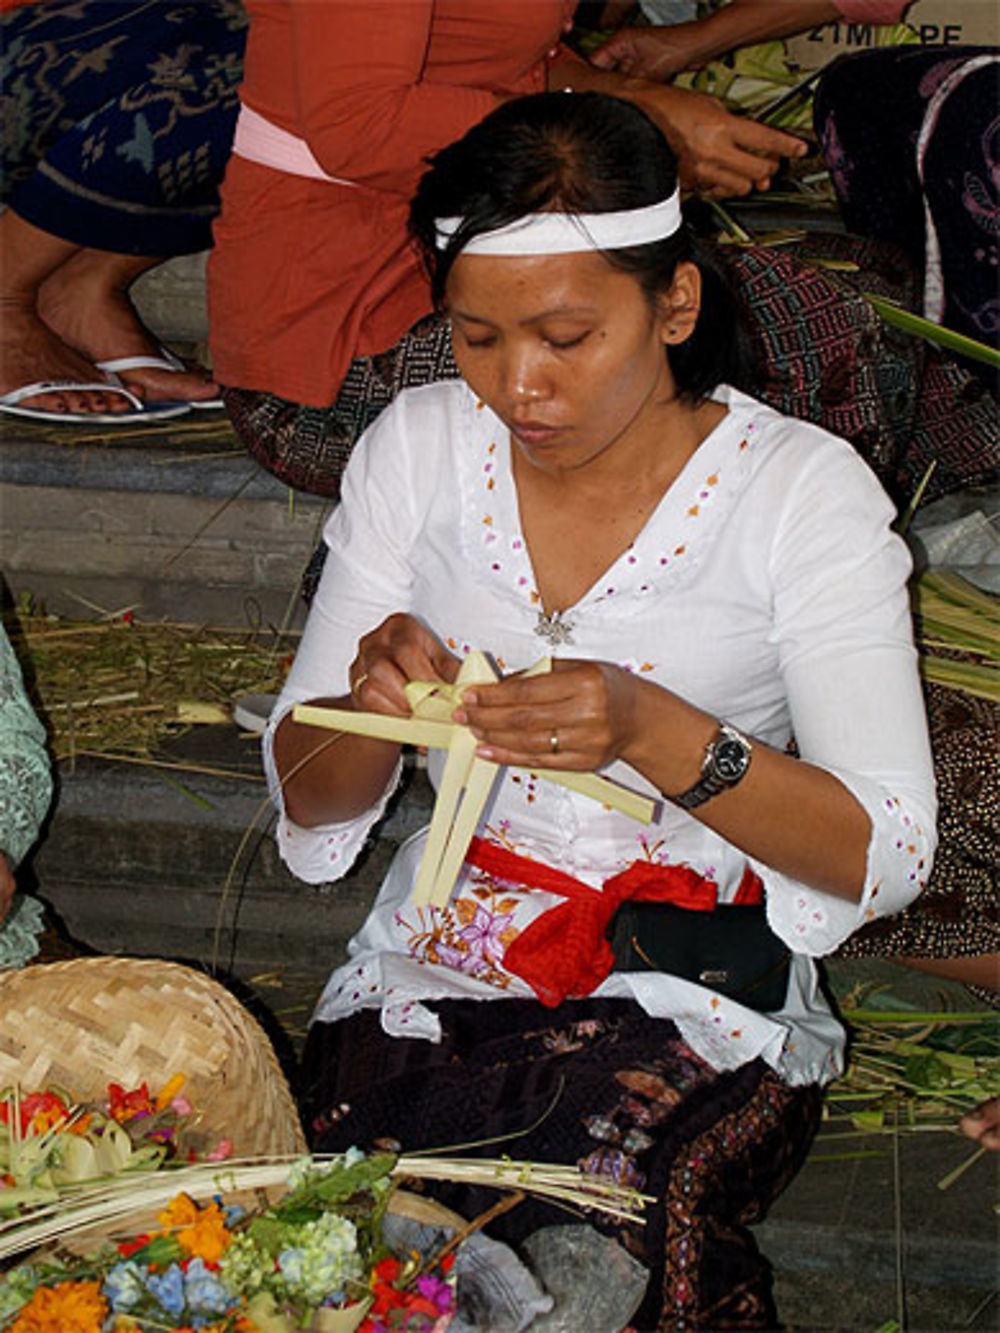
top-left (672, 722), bottom-right (753, 811)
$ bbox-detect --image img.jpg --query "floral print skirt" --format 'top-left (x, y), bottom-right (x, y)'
top-left (302, 998), bottom-right (822, 1331)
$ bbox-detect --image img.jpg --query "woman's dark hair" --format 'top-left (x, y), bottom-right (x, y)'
top-left (409, 91), bottom-right (752, 401)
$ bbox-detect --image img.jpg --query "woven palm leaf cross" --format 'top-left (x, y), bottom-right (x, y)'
top-left (292, 651), bottom-right (654, 910)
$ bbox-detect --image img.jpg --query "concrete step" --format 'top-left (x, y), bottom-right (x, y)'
top-left (1, 416), bottom-right (328, 625)
top-left (131, 251), bottom-right (211, 346)
top-left (31, 735), bottom-right (432, 980)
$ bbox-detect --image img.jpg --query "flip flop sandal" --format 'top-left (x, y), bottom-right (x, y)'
top-left (97, 352), bottom-right (225, 411)
top-left (0, 379), bottom-right (192, 424)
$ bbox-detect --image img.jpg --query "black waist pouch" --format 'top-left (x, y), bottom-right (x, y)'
top-left (608, 901), bottom-right (792, 1013)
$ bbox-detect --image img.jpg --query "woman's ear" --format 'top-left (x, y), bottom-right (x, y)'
top-left (657, 262), bottom-right (702, 346)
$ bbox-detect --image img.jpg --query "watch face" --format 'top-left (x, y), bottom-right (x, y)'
top-left (713, 736), bottom-right (749, 783)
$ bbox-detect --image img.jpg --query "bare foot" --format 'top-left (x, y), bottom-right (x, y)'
top-left (0, 300), bottom-right (138, 416)
top-left (38, 249), bottom-right (220, 404)
top-left (960, 1098), bottom-right (1000, 1150)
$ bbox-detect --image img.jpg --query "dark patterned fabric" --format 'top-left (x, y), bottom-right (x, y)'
top-left (227, 233), bottom-right (997, 508)
top-left (223, 314), bottom-right (459, 500)
top-left (720, 236), bottom-right (1000, 511)
top-left (302, 998), bottom-right (822, 1331)
top-left (0, 0), bottom-right (248, 254)
top-left (814, 44), bottom-right (1000, 394)
top-left (837, 680), bottom-right (999, 965)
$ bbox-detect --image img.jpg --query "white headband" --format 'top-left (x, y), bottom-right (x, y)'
top-left (434, 190), bottom-right (682, 256)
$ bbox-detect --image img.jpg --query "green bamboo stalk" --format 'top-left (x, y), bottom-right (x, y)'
top-left (864, 294), bottom-right (1000, 367)
top-left (896, 461), bottom-right (937, 535)
top-left (919, 659), bottom-right (1000, 703)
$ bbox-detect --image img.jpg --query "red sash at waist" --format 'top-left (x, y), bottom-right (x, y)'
top-left (463, 836), bottom-right (763, 1008)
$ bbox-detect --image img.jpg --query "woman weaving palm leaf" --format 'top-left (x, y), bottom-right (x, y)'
top-left (269, 93), bottom-right (936, 1329)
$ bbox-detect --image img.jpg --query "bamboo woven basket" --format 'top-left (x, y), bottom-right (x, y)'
top-left (0, 955), bottom-right (306, 1156)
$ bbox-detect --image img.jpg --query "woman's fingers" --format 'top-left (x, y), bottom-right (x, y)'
top-left (457, 660), bottom-right (631, 769)
top-left (959, 1098), bottom-right (1000, 1151)
top-left (644, 87), bottom-right (806, 197)
top-left (353, 613), bottom-right (460, 715)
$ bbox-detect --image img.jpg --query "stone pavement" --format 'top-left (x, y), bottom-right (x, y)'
top-left (1, 415), bottom-right (328, 626)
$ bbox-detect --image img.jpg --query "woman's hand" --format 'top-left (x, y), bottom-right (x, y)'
top-left (550, 52), bottom-right (806, 198)
top-left (591, 25), bottom-right (709, 80)
top-left (454, 659), bottom-right (642, 772)
top-left (634, 84), bottom-right (807, 197)
top-left (351, 613), bottom-right (460, 717)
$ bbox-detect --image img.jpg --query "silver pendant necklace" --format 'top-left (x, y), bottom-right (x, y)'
top-left (534, 608), bottom-right (575, 647)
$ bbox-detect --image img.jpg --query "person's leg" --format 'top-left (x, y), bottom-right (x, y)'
top-left (36, 246), bottom-right (219, 402)
top-left (0, 209), bottom-right (127, 415)
top-left (224, 313), bottom-right (458, 498)
top-left (0, 211), bottom-right (218, 410)
top-left (895, 952), bottom-right (999, 992)
top-left (1, 0), bottom-right (244, 413)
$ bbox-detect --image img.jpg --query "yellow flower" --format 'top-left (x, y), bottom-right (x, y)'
top-left (10, 1279), bottom-right (107, 1333)
top-left (158, 1191), bottom-right (231, 1262)
top-left (154, 1072), bottom-right (186, 1111)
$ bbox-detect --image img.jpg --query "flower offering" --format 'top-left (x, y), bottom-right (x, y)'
top-left (0, 1077), bottom-right (222, 1215)
top-left (0, 1151), bottom-right (457, 1333)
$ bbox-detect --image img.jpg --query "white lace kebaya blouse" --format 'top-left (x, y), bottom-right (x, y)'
top-left (264, 381), bottom-right (937, 1087)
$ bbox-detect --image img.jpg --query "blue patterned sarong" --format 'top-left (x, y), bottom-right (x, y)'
top-left (0, 0), bottom-right (248, 254)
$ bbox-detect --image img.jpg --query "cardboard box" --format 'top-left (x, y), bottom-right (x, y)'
top-left (785, 1), bottom-right (999, 70)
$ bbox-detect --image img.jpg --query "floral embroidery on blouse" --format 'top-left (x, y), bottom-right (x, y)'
top-left (883, 795), bottom-right (930, 886)
top-left (508, 771), bottom-right (541, 805)
top-left (467, 401), bottom-right (760, 622)
top-left (396, 877), bottom-right (524, 988)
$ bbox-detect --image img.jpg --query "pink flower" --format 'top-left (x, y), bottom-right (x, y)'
top-left (415, 1273), bottom-right (456, 1314)
top-left (460, 904), bottom-right (513, 966)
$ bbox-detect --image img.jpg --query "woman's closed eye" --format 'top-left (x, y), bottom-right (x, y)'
top-left (544, 331), bottom-right (589, 350)
top-left (453, 322), bottom-right (591, 351)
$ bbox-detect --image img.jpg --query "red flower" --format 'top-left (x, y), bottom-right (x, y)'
top-left (117, 1234), bottom-right (152, 1258)
top-left (1, 1090), bottom-right (71, 1136)
top-left (373, 1257), bottom-right (402, 1283)
top-left (107, 1081), bottom-right (155, 1123)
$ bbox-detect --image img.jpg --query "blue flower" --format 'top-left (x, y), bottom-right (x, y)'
top-left (276, 1246), bottom-right (305, 1286)
top-left (103, 1260), bottom-right (147, 1312)
top-left (184, 1257), bottom-right (235, 1316)
top-left (146, 1262), bottom-right (186, 1316)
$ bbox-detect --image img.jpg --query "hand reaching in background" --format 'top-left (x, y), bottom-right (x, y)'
top-left (960, 1098), bottom-right (1000, 1151)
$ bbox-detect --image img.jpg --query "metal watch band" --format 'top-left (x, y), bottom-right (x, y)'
top-left (672, 722), bottom-right (753, 811)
